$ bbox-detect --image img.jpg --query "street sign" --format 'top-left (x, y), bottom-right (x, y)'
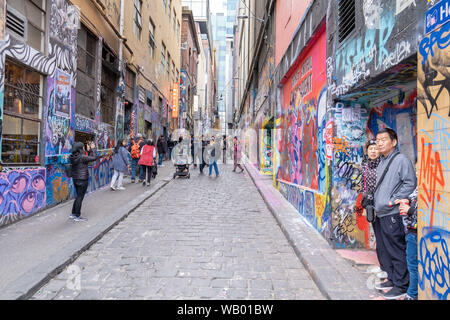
top-left (425, 0), bottom-right (450, 34)
top-left (172, 83), bottom-right (179, 118)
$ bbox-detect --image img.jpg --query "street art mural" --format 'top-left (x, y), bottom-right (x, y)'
top-left (45, 73), bottom-right (75, 163)
top-left (327, 0), bottom-right (423, 98)
top-left (0, 0), bottom-right (117, 226)
top-left (275, 27), bottom-right (331, 236)
top-left (330, 90), bottom-right (417, 248)
top-left (46, 164), bottom-right (73, 207)
top-left (0, 168), bottom-right (47, 226)
top-left (417, 21), bottom-right (450, 300)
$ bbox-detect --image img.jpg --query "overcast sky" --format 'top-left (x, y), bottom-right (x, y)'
top-left (210, 0), bottom-right (226, 14)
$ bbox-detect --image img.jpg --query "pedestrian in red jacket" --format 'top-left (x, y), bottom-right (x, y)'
top-left (138, 140), bottom-right (156, 186)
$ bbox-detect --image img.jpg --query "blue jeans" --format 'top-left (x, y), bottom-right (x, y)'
top-left (209, 161), bottom-right (219, 176)
top-left (158, 153), bottom-right (165, 165)
top-left (131, 158), bottom-right (144, 180)
top-left (406, 232), bottom-right (418, 298)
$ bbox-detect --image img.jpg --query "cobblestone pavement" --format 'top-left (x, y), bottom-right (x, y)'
top-left (32, 164), bottom-right (325, 300)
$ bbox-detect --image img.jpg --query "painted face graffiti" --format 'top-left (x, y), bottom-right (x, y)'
top-left (0, 169), bottom-right (47, 225)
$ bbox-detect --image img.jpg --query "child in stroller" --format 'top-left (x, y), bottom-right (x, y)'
top-left (173, 137), bottom-right (191, 179)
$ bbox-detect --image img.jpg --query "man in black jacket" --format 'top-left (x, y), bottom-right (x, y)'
top-left (70, 141), bottom-right (100, 221)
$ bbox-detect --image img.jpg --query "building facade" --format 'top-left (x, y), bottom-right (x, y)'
top-left (180, 7), bottom-right (200, 132)
top-left (0, 0), bottom-right (181, 227)
top-left (234, 0), bottom-right (449, 300)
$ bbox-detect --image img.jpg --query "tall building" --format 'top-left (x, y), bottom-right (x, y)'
top-left (182, 0), bottom-right (216, 132)
top-left (211, 0), bottom-right (237, 135)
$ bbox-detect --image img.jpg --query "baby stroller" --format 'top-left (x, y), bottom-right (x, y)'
top-left (173, 143), bottom-right (191, 179)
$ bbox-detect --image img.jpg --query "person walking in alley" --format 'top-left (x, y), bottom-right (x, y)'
top-left (70, 141), bottom-right (100, 222)
top-left (395, 187), bottom-right (419, 300)
top-left (111, 139), bottom-right (130, 191)
top-left (191, 134), bottom-right (196, 169)
top-left (209, 136), bottom-right (219, 177)
top-left (139, 139), bottom-right (157, 187)
top-left (373, 128), bottom-right (417, 300)
top-left (199, 135), bottom-right (207, 174)
top-left (129, 134), bottom-right (144, 183)
top-left (232, 136), bottom-right (244, 173)
top-left (222, 135), bottom-right (227, 164)
top-left (157, 135), bottom-right (166, 166)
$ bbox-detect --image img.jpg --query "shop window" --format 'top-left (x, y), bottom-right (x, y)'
top-left (2, 59), bottom-right (43, 164)
top-left (6, 0), bottom-right (46, 52)
top-left (76, 24), bottom-right (97, 119)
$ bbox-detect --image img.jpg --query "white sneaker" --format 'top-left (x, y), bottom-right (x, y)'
top-left (117, 187), bottom-right (126, 191)
top-left (110, 186), bottom-right (116, 191)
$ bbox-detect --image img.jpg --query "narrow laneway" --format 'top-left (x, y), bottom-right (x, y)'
top-left (32, 165), bottom-right (325, 300)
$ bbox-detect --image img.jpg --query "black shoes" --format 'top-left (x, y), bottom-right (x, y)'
top-left (383, 287), bottom-right (407, 300)
top-left (375, 280), bottom-right (394, 290)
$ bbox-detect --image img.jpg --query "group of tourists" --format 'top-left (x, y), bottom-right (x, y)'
top-left (187, 134), bottom-right (245, 177)
top-left (357, 128), bottom-right (418, 300)
top-left (68, 133), bottom-right (245, 222)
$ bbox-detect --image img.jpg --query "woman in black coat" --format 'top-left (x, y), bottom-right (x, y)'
top-left (70, 141), bottom-right (99, 221)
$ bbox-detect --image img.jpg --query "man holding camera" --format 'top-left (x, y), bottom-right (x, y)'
top-left (370, 128), bottom-right (416, 300)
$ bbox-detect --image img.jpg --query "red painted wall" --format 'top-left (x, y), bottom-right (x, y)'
top-left (275, 0), bottom-right (312, 67)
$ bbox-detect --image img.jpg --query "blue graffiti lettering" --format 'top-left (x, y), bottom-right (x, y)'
top-left (419, 227), bottom-right (450, 300)
top-left (419, 21), bottom-right (450, 64)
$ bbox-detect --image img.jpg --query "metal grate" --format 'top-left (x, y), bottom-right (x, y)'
top-left (6, 6), bottom-right (27, 39)
top-left (338, 0), bottom-right (355, 43)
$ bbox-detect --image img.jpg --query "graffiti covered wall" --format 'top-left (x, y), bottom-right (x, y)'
top-left (275, 26), bottom-right (331, 236)
top-left (326, 0), bottom-right (424, 98)
top-left (331, 89), bottom-right (417, 249)
top-left (417, 19), bottom-right (450, 300)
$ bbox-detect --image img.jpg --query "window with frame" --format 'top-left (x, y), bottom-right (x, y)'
top-left (167, 52), bottom-right (171, 76)
top-left (6, 0), bottom-right (46, 52)
top-left (101, 47), bottom-right (118, 125)
top-left (163, 0), bottom-right (167, 13)
top-left (2, 59), bottom-right (43, 164)
top-left (161, 42), bottom-right (166, 73)
top-left (172, 61), bottom-right (176, 84)
top-left (76, 24), bottom-right (97, 119)
top-left (133, 0), bottom-right (142, 39)
top-left (173, 11), bottom-right (176, 32)
top-left (149, 19), bottom-right (156, 58)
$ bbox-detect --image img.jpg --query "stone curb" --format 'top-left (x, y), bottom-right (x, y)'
top-left (1, 174), bottom-right (174, 300)
top-left (244, 163), bottom-right (376, 300)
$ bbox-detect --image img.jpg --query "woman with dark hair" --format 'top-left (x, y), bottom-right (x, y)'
top-left (110, 139), bottom-right (130, 191)
top-left (138, 139), bottom-right (156, 186)
top-left (70, 141), bottom-right (99, 222)
top-left (356, 138), bottom-right (387, 281)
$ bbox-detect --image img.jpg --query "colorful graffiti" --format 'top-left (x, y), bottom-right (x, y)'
top-left (417, 20), bottom-right (450, 300)
top-left (0, 168), bottom-right (47, 226)
top-left (274, 28), bottom-right (332, 237)
top-left (418, 227), bottom-right (450, 300)
top-left (88, 156), bottom-right (113, 193)
top-left (46, 164), bottom-right (74, 206)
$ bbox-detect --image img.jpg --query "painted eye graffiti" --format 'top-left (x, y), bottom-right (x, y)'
top-left (32, 175), bottom-right (46, 191)
top-left (11, 176), bottom-right (28, 194)
top-left (21, 192), bottom-right (36, 214)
